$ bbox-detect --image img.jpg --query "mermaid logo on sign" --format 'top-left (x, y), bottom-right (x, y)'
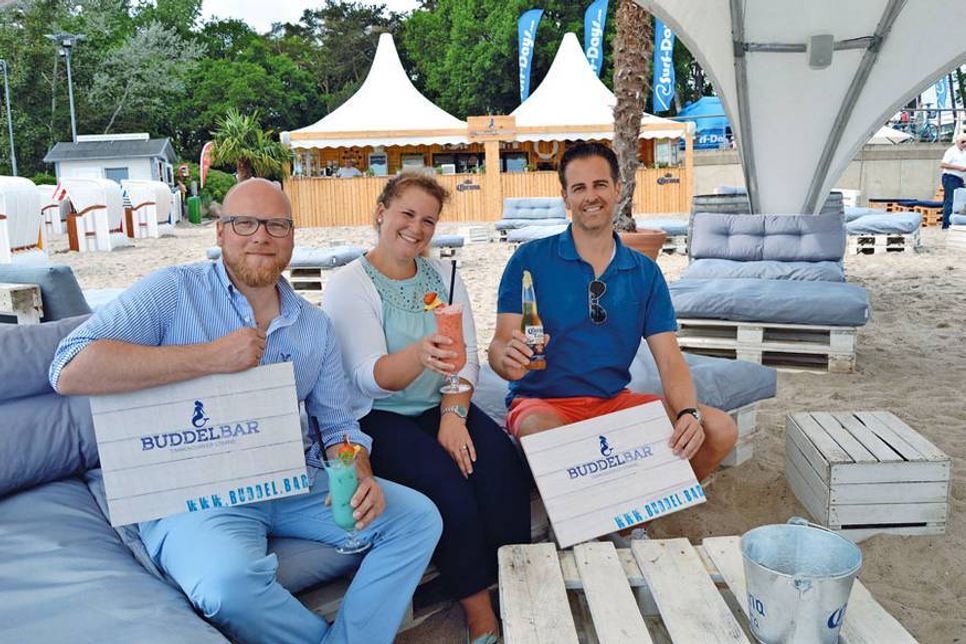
top-left (599, 435), bottom-right (613, 457)
top-left (191, 400), bottom-right (210, 428)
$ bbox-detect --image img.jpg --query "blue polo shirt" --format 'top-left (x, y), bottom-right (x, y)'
top-left (497, 226), bottom-right (677, 402)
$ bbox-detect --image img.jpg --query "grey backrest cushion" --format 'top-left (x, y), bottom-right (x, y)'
top-left (689, 212), bottom-right (846, 262)
top-left (0, 315), bottom-right (97, 496)
top-left (0, 264), bottom-right (92, 322)
top-left (953, 187), bottom-right (966, 214)
top-left (502, 197), bottom-right (567, 220)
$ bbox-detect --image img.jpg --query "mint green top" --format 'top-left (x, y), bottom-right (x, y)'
top-left (360, 254), bottom-right (449, 416)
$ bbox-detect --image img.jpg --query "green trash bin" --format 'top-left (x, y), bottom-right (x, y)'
top-left (187, 196), bottom-right (202, 224)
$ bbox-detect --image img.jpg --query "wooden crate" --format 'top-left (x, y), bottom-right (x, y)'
top-left (499, 539), bottom-right (917, 644)
top-left (913, 206), bottom-right (942, 227)
top-left (0, 282), bottom-right (43, 324)
top-left (282, 268), bottom-right (327, 305)
top-left (458, 225), bottom-right (494, 244)
top-left (847, 230), bottom-right (920, 255)
top-left (785, 411), bottom-right (950, 542)
top-left (722, 404), bottom-right (757, 468)
top-left (947, 225), bottom-right (966, 251)
top-left (677, 319), bottom-right (857, 374)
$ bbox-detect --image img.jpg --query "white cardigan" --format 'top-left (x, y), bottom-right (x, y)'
top-left (320, 257), bottom-right (480, 420)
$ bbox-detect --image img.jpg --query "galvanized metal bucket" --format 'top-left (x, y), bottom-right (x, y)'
top-left (740, 517), bottom-right (862, 643)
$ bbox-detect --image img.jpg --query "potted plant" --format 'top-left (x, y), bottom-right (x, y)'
top-left (611, 0), bottom-right (666, 260)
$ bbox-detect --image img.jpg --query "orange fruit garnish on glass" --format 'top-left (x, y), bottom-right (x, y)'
top-left (423, 291), bottom-right (444, 311)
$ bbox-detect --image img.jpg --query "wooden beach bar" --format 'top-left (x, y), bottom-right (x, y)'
top-left (282, 33), bottom-right (692, 228)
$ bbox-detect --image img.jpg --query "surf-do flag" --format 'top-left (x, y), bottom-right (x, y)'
top-left (518, 9), bottom-right (544, 102)
top-left (200, 141), bottom-right (214, 188)
top-left (935, 76), bottom-right (949, 109)
top-left (652, 18), bottom-right (676, 113)
top-left (584, 0), bottom-right (609, 77)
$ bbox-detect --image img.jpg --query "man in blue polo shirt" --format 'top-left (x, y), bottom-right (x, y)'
top-left (488, 142), bottom-right (737, 488)
top-left (50, 179), bottom-right (442, 644)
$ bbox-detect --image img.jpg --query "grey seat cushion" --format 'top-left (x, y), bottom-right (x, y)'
top-left (431, 235), bottom-right (464, 248)
top-left (680, 259), bottom-right (845, 282)
top-left (954, 188), bottom-right (966, 214)
top-left (689, 212), bottom-right (846, 262)
top-left (951, 214), bottom-right (966, 226)
top-left (206, 246), bottom-right (365, 269)
top-left (473, 347), bottom-right (776, 426)
top-left (844, 206), bottom-right (888, 222)
top-left (634, 218), bottom-right (688, 236)
top-left (0, 314), bottom-right (88, 402)
top-left (495, 217), bottom-right (569, 231)
top-left (0, 478), bottom-right (228, 643)
top-left (506, 224), bottom-right (569, 243)
top-left (501, 197), bottom-right (567, 220)
top-left (0, 264), bottom-right (92, 322)
top-left (670, 278), bottom-right (871, 327)
top-left (846, 212), bottom-right (922, 234)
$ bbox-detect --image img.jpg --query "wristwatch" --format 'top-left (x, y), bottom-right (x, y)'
top-left (676, 407), bottom-right (703, 424)
top-left (440, 404), bottom-right (468, 419)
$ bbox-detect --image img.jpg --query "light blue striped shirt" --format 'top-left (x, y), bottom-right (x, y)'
top-left (49, 259), bottom-right (371, 460)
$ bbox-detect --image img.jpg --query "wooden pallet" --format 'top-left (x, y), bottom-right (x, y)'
top-left (283, 267), bottom-right (327, 304)
top-left (785, 411), bottom-right (950, 542)
top-left (459, 225), bottom-right (494, 244)
top-left (947, 225), bottom-right (966, 250)
top-left (722, 404), bottom-right (757, 467)
top-left (499, 539), bottom-right (917, 644)
top-left (660, 235), bottom-right (687, 255)
top-left (913, 205), bottom-right (942, 227)
top-left (677, 319), bottom-right (857, 374)
top-left (847, 230), bottom-right (920, 254)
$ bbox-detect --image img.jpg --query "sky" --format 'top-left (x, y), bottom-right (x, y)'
top-left (201, 0), bottom-right (421, 33)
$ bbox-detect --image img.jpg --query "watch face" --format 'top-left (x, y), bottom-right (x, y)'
top-left (456, 405), bottom-right (468, 418)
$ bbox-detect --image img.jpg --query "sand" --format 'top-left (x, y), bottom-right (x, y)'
top-left (45, 222), bottom-right (965, 643)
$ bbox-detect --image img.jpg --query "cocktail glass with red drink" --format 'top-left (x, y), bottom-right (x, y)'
top-left (433, 303), bottom-right (471, 394)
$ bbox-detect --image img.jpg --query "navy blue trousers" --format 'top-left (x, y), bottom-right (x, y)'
top-left (942, 173), bottom-right (963, 229)
top-left (361, 404), bottom-right (530, 599)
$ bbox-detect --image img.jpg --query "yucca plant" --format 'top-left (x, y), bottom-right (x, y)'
top-left (211, 109), bottom-right (292, 181)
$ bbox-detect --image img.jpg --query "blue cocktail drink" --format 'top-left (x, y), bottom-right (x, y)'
top-left (324, 454), bottom-right (371, 554)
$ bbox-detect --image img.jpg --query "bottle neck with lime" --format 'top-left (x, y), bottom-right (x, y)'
top-left (521, 270), bottom-right (546, 370)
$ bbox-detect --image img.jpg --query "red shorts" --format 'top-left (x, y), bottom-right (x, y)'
top-left (506, 389), bottom-right (664, 438)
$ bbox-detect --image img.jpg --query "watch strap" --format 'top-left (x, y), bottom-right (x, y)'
top-left (440, 404), bottom-right (468, 419)
top-left (676, 407), bottom-right (700, 421)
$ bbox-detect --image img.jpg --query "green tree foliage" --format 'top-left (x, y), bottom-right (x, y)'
top-left (400, 0), bottom-right (617, 117)
top-left (211, 108), bottom-right (291, 181)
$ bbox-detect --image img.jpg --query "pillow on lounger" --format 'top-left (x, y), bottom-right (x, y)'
top-left (0, 264), bottom-right (92, 322)
top-left (680, 259), bottom-right (845, 282)
top-left (288, 246), bottom-right (364, 269)
top-left (0, 314), bottom-right (88, 402)
top-left (689, 212), bottom-right (846, 262)
top-left (507, 224), bottom-right (569, 244)
top-left (846, 213), bottom-right (922, 235)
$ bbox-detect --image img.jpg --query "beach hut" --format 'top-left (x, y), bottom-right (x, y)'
top-left (497, 32), bottom-right (693, 215)
top-left (54, 178), bottom-right (130, 253)
top-left (0, 177), bottom-right (45, 265)
top-left (44, 133), bottom-right (177, 186)
top-left (120, 180), bottom-right (175, 239)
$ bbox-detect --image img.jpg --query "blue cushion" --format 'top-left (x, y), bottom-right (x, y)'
top-left (953, 188), bottom-right (966, 214)
top-left (495, 218), bottom-right (569, 231)
top-left (0, 314), bottom-right (88, 402)
top-left (0, 479), bottom-right (228, 643)
top-left (506, 224), bottom-right (569, 243)
top-left (474, 348), bottom-right (776, 426)
top-left (951, 214), bottom-right (966, 226)
top-left (501, 197), bottom-right (567, 220)
top-left (289, 246), bottom-right (364, 269)
top-left (844, 206), bottom-right (887, 223)
top-left (0, 264), bottom-right (92, 322)
top-left (680, 259), bottom-right (845, 282)
top-left (715, 185), bottom-right (747, 195)
top-left (670, 278), bottom-right (870, 327)
top-left (431, 235), bottom-right (464, 248)
top-left (634, 217), bottom-right (688, 236)
top-left (846, 212), bottom-right (921, 234)
top-left (689, 212), bottom-right (846, 262)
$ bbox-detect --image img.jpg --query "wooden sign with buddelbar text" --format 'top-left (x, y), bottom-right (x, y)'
top-left (90, 362), bottom-right (308, 526)
top-left (520, 401), bottom-right (705, 548)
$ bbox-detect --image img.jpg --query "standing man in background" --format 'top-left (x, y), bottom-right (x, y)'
top-left (940, 133), bottom-right (966, 229)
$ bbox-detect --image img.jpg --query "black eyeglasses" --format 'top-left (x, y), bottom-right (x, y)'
top-left (588, 279), bottom-right (607, 324)
top-left (221, 216), bottom-right (294, 238)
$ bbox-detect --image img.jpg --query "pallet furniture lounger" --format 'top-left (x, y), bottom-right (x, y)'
top-left (635, 217), bottom-right (688, 254)
top-left (948, 213), bottom-right (966, 250)
top-left (499, 539), bottom-right (917, 643)
top-left (846, 212), bottom-right (922, 254)
top-left (495, 197), bottom-right (568, 241)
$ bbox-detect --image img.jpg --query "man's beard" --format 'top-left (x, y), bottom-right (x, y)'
top-left (224, 251), bottom-right (290, 288)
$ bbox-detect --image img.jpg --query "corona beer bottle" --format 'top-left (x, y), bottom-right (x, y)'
top-left (521, 270), bottom-right (546, 370)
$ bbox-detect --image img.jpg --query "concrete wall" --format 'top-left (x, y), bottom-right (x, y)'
top-left (693, 143), bottom-right (948, 205)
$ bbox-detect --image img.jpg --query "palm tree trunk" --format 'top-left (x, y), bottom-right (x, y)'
top-left (236, 159), bottom-right (253, 182)
top-left (612, 0), bottom-right (652, 232)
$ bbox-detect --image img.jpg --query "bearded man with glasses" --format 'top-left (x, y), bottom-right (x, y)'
top-left (489, 143), bottom-right (737, 530)
top-left (50, 178), bottom-right (442, 644)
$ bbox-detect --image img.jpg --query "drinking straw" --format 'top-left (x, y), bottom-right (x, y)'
top-left (448, 259), bottom-right (457, 305)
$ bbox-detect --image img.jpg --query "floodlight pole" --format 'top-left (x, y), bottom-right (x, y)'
top-left (0, 59), bottom-right (15, 175)
top-left (46, 33), bottom-right (85, 143)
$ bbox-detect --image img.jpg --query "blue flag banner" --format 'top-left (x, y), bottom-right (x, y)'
top-left (652, 18), bottom-right (676, 113)
top-left (518, 9), bottom-right (544, 102)
top-left (935, 76), bottom-right (949, 109)
top-left (584, 0), bottom-right (609, 77)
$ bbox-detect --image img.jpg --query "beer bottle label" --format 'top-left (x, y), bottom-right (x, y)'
top-left (524, 325), bottom-right (544, 345)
